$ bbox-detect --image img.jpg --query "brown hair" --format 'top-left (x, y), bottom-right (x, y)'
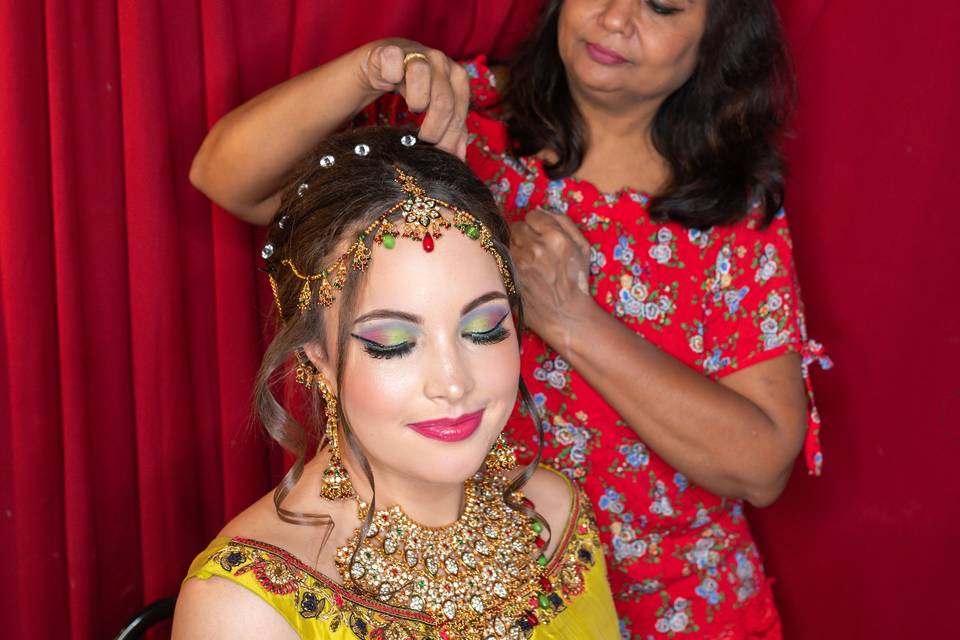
top-left (253, 126), bottom-right (549, 566)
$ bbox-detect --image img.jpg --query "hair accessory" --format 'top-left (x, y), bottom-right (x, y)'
top-left (354, 144), bottom-right (370, 157)
top-left (297, 182), bottom-right (309, 197)
top-left (270, 165), bottom-right (514, 314)
top-left (261, 243), bottom-right (275, 260)
top-left (400, 134), bottom-right (417, 147)
top-left (319, 155), bottom-right (335, 168)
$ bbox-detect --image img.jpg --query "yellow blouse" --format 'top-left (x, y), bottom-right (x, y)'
top-left (184, 471), bottom-right (620, 639)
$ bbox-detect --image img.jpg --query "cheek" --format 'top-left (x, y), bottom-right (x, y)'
top-left (339, 349), bottom-right (418, 439)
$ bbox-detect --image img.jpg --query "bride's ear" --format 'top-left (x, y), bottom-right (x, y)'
top-left (302, 341), bottom-right (337, 393)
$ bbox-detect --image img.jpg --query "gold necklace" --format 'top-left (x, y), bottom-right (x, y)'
top-left (334, 474), bottom-right (547, 639)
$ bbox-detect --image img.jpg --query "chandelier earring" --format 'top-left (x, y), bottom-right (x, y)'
top-left (485, 433), bottom-right (518, 472)
top-left (313, 371), bottom-right (355, 501)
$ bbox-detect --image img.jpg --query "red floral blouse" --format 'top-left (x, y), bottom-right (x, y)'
top-left (359, 56), bottom-right (832, 640)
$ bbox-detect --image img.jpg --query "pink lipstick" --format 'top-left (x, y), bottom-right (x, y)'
top-left (586, 42), bottom-right (628, 65)
top-left (407, 409), bottom-right (485, 442)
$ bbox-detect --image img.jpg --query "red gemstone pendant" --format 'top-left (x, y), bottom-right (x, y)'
top-left (422, 233), bottom-right (435, 252)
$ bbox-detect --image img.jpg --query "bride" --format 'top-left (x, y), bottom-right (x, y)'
top-left (171, 127), bottom-right (619, 639)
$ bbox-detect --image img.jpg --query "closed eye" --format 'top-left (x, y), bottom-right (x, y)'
top-left (351, 334), bottom-right (415, 360)
top-left (646, 0), bottom-right (681, 16)
top-left (462, 311), bottom-right (511, 346)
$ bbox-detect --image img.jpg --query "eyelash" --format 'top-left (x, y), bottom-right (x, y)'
top-left (646, 0), bottom-right (681, 16)
top-left (353, 314), bottom-right (511, 360)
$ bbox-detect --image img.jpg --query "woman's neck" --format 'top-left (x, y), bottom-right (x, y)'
top-left (340, 451), bottom-right (467, 528)
top-left (568, 87), bottom-right (672, 195)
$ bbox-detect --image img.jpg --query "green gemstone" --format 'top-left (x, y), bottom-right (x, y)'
top-left (466, 226), bottom-right (480, 239)
top-left (383, 234), bottom-right (396, 249)
top-left (531, 521), bottom-right (543, 534)
top-left (538, 593), bottom-right (550, 609)
top-left (537, 554), bottom-right (547, 567)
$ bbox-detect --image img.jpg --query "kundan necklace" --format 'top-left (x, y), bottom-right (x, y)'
top-left (334, 474), bottom-right (548, 640)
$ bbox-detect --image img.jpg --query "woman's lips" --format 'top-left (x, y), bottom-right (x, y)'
top-left (407, 409), bottom-right (485, 442)
top-left (585, 42), bottom-right (629, 65)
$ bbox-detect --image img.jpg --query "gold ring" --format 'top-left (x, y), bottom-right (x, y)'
top-left (402, 52), bottom-right (429, 70)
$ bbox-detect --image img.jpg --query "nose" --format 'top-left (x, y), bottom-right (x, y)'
top-left (423, 339), bottom-right (475, 405)
top-left (598, 0), bottom-right (636, 37)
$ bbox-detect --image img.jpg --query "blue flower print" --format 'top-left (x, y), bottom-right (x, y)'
top-left (695, 577), bottom-right (722, 605)
top-left (545, 179), bottom-right (569, 214)
top-left (613, 235), bottom-right (634, 265)
top-left (628, 192), bottom-right (650, 207)
top-left (463, 62), bottom-right (479, 80)
top-left (691, 508), bottom-right (711, 529)
top-left (766, 291), bottom-right (783, 312)
top-left (599, 486), bottom-right (626, 514)
top-left (590, 246), bottom-right (607, 275)
top-left (703, 348), bottom-right (731, 375)
top-left (618, 442), bottom-right (649, 470)
top-left (673, 472), bottom-right (689, 494)
top-left (514, 181), bottom-right (534, 208)
top-left (724, 286), bottom-right (750, 314)
top-left (687, 227), bottom-right (710, 249)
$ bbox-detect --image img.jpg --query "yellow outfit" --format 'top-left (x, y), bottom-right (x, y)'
top-left (184, 469), bottom-right (620, 639)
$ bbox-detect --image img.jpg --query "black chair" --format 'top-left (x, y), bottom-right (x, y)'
top-left (114, 597), bottom-right (177, 640)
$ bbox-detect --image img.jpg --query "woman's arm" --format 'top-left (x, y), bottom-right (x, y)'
top-left (190, 40), bottom-right (471, 224)
top-left (512, 210), bottom-right (807, 507)
top-left (171, 577), bottom-right (300, 639)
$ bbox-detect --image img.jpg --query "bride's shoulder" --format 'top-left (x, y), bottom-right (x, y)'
top-left (507, 465), bottom-right (584, 557)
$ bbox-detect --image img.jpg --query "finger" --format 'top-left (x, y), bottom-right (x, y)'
top-left (418, 54), bottom-right (455, 142)
top-left (549, 211), bottom-right (593, 256)
top-left (402, 53), bottom-right (433, 113)
top-left (524, 208), bottom-right (563, 234)
top-left (509, 221), bottom-right (533, 247)
top-left (367, 45), bottom-right (405, 90)
top-left (432, 65), bottom-right (470, 156)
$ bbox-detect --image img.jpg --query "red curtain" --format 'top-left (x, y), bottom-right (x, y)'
top-left (0, 1), bottom-right (956, 639)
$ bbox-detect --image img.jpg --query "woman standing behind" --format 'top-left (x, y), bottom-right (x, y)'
top-left (190, 1), bottom-right (831, 637)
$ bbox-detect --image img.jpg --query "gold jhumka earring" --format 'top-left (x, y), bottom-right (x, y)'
top-left (485, 433), bottom-right (518, 472)
top-left (295, 353), bottom-right (355, 501)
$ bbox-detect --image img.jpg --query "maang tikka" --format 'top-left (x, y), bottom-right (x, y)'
top-left (265, 140), bottom-right (515, 318)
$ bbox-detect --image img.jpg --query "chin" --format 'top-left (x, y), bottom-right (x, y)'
top-left (410, 445), bottom-right (489, 485)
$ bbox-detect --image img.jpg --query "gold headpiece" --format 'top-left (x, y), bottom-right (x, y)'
top-left (269, 165), bottom-right (515, 315)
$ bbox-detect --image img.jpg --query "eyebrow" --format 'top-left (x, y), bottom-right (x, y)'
top-left (352, 291), bottom-right (509, 326)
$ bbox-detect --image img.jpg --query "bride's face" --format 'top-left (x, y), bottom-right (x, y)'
top-left (314, 215), bottom-right (520, 487)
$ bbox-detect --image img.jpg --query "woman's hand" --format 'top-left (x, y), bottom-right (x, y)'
top-left (361, 41), bottom-right (470, 159)
top-left (510, 209), bottom-right (594, 349)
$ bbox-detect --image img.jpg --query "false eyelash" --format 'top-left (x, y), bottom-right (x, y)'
top-left (352, 334), bottom-right (416, 360)
top-left (466, 325), bottom-right (512, 346)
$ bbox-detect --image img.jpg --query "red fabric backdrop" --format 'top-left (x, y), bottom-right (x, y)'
top-left (0, 1), bottom-right (956, 638)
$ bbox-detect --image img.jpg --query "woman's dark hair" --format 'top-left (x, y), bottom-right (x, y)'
top-left (503, 0), bottom-right (794, 229)
top-left (253, 126), bottom-right (548, 572)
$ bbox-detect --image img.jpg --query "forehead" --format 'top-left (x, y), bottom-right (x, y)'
top-left (355, 215), bottom-right (507, 316)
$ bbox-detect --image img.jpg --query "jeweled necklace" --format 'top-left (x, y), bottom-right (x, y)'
top-left (334, 474), bottom-right (547, 640)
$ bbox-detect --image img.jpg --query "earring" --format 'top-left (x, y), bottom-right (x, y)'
top-left (314, 372), bottom-right (355, 501)
top-left (485, 433), bottom-right (518, 472)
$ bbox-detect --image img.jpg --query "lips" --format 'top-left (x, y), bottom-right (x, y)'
top-left (585, 42), bottom-right (629, 65)
top-left (407, 409), bottom-right (485, 442)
